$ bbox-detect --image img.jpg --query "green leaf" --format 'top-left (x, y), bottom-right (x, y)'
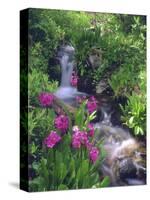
top-left (89, 111), bottom-right (97, 121)
top-left (100, 176), bottom-right (110, 187)
top-left (129, 116), bottom-right (134, 125)
top-left (59, 163), bottom-right (67, 183)
top-left (81, 160), bottom-right (89, 176)
top-left (31, 142), bottom-right (38, 154)
top-left (39, 158), bottom-right (49, 188)
top-left (32, 162), bottom-right (39, 171)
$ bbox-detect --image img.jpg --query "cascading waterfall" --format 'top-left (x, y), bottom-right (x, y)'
top-left (59, 46), bottom-right (75, 87)
top-left (55, 45), bottom-right (86, 104)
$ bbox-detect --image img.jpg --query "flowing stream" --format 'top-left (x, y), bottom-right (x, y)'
top-left (94, 97), bottom-right (146, 186)
top-left (55, 45), bottom-right (87, 104)
top-left (54, 44), bottom-right (146, 186)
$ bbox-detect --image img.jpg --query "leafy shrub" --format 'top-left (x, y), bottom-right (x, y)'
top-left (28, 69), bottom-right (58, 106)
top-left (29, 9), bottom-right (65, 57)
top-left (29, 136), bottom-right (106, 191)
top-left (119, 71), bottom-right (146, 136)
top-left (29, 9), bottom-right (92, 74)
top-left (91, 60), bottom-right (108, 85)
top-left (108, 64), bottom-right (138, 97)
top-left (28, 42), bottom-right (48, 73)
top-left (120, 93), bottom-right (146, 136)
top-left (106, 15), bottom-right (146, 136)
top-left (108, 14), bottom-right (146, 94)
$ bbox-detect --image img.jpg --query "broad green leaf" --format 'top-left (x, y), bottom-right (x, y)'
top-left (100, 176), bottom-right (110, 187)
top-left (129, 116), bottom-right (134, 124)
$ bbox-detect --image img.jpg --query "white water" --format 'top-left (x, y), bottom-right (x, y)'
top-left (55, 45), bottom-right (86, 103)
top-left (94, 106), bottom-right (146, 186)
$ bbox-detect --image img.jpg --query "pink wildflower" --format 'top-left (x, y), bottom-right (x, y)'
top-left (72, 129), bottom-right (89, 149)
top-left (79, 131), bottom-right (88, 145)
top-left (87, 123), bottom-right (95, 137)
top-left (44, 131), bottom-right (61, 148)
top-left (72, 130), bottom-right (81, 149)
top-left (87, 96), bottom-right (97, 114)
top-left (70, 72), bottom-right (78, 87)
top-left (39, 92), bottom-right (54, 107)
top-left (54, 115), bottom-right (69, 133)
top-left (72, 140), bottom-right (81, 149)
top-left (89, 147), bottom-right (100, 163)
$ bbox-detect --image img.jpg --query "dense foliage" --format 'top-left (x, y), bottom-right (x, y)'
top-left (29, 9), bottom-right (146, 136)
top-left (25, 9), bottom-right (146, 191)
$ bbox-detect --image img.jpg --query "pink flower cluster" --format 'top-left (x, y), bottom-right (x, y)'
top-left (89, 147), bottom-right (100, 163)
top-left (70, 71), bottom-right (78, 87)
top-left (44, 131), bottom-right (61, 148)
top-left (87, 123), bottom-right (95, 137)
top-left (43, 114), bottom-right (69, 149)
top-left (39, 92), bottom-right (54, 107)
top-left (72, 125), bottom-right (99, 163)
top-left (72, 129), bottom-right (88, 149)
top-left (54, 115), bottom-right (69, 133)
top-left (87, 96), bottom-right (97, 114)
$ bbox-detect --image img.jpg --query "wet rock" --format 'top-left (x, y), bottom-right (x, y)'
top-left (119, 158), bottom-right (137, 180)
top-left (96, 78), bottom-right (109, 94)
top-left (78, 76), bottom-right (95, 94)
top-left (86, 48), bottom-right (102, 69)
